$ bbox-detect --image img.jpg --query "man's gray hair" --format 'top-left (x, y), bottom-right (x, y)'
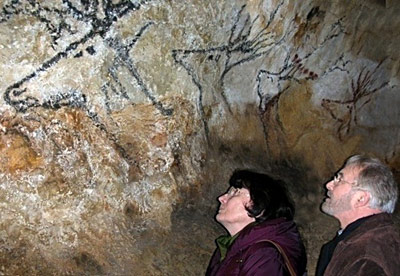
top-left (345, 154), bottom-right (398, 213)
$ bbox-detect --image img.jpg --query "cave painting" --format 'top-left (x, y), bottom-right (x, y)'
top-left (172, 1), bottom-right (352, 146)
top-left (172, 3), bottom-right (285, 138)
top-left (321, 60), bottom-right (390, 141)
top-left (255, 6), bottom-right (346, 149)
top-left (1, 0), bottom-right (172, 116)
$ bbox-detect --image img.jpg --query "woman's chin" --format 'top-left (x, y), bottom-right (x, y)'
top-left (215, 213), bottom-right (224, 223)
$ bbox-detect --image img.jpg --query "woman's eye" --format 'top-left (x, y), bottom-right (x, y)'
top-left (228, 188), bottom-right (238, 196)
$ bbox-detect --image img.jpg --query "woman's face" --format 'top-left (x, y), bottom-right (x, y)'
top-left (216, 187), bottom-right (255, 235)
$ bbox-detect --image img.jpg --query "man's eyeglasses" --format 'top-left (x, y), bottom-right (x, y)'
top-left (332, 172), bottom-right (357, 186)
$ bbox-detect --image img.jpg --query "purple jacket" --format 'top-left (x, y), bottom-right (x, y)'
top-left (206, 218), bottom-right (307, 276)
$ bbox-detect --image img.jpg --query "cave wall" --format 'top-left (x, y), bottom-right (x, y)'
top-left (0, 0), bottom-right (399, 275)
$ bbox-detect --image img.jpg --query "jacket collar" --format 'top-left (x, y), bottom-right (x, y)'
top-left (227, 217), bottom-right (291, 254)
top-left (339, 213), bottom-right (393, 245)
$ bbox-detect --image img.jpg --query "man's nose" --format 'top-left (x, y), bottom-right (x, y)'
top-left (326, 180), bottom-right (334, 190)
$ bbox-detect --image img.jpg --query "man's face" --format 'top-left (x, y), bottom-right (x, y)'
top-left (321, 165), bottom-right (359, 217)
top-left (216, 187), bottom-right (255, 230)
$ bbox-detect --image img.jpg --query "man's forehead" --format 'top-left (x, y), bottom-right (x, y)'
top-left (341, 164), bottom-right (361, 176)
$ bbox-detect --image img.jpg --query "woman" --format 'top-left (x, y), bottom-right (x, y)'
top-left (206, 170), bottom-right (307, 275)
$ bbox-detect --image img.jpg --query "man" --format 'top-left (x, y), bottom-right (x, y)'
top-left (316, 154), bottom-right (400, 275)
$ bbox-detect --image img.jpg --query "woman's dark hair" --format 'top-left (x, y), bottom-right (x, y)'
top-left (229, 169), bottom-right (295, 222)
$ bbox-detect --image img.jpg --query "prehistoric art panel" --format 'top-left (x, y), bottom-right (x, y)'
top-left (0, 0), bottom-right (398, 274)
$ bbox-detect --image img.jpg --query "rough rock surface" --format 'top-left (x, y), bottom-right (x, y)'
top-left (0, 0), bottom-right (399, 275)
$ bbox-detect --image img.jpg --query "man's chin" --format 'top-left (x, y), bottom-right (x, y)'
top-left (321, 203), bottom-right (333, 216)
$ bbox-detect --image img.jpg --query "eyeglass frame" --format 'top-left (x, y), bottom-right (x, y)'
top-left (225, 186), bottom-right (250, 197)
top-left (332, 172), bottom-right (358, 186)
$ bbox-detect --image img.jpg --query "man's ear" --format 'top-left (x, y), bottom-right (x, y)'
top-left (353, 190), bottom-right (371, 208)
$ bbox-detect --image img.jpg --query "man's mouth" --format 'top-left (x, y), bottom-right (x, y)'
top-left (324, 194), bottom-right (331, 201)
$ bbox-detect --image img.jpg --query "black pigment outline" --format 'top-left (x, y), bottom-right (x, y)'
top-left (172, 3), bottom-right (284, 139)
top-left (1, 0), bottom-right (172, 116)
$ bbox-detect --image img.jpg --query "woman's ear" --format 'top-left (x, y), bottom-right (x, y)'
top-left (244, 199), bottom-right (253, 209)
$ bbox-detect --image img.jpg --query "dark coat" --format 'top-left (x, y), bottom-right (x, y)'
top-left (323, 213), bottom-right (400, 276)
top-left (206, 218), bottom-right (307, 276)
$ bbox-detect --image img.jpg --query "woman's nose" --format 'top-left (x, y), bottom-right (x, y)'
top-left (218, 194), bottom-right (227, 203)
